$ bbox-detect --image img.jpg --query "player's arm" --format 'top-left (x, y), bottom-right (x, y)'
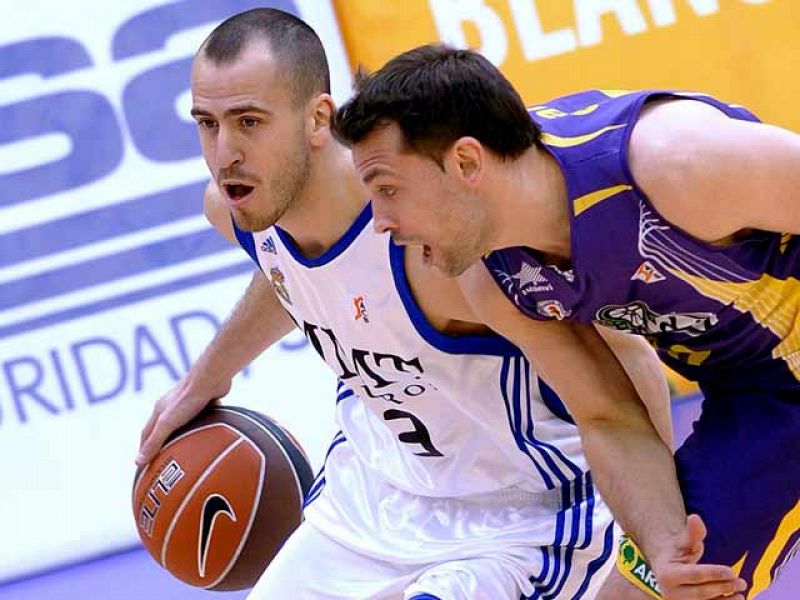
top-left (458, 262), bottom-right (744, 600)
top-left (595, 325), bottom-right (673, 449)
top-left (137, 182), bottom-right (295, 465)
top-left (630, 99), bottom-right (800, 240)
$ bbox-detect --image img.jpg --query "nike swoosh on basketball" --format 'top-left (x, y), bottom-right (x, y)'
top-left (198, 494), bottom-right (237, 577)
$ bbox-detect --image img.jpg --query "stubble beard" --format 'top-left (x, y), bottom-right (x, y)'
top-left (232, 141), bottom-right (312, 232)
top-left (439, 240), bottom-right (479, 277)
top-left (437, 197), bottom-right (487, 277)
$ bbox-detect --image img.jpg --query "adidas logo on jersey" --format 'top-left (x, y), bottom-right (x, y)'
top-left (631, 261), bottom-right (665, 284)
top-left (260, 237), bottom-right (277, 254)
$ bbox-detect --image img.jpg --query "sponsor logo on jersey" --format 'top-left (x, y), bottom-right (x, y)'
top-left (631, 261), bottom-right (665, 284)
top-left (260, 237), bottom-right (277, 255)
top-left (353, 295), bottom-right (369, 323)
top-left (269, 267), bottom-right (291, 304)
top-left (595, 301), bottom-right (717, 336)
top-left (512, 262), bottom-right (554, 294)
top-left (537, 299), bottom-right (571, 320)
top-left (301, 320), bottom-right (443, 458)
top-left (618, 535), bottom-right (662, 598)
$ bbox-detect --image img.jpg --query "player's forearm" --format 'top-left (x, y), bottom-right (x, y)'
top-left (529, 322), bottom-right (685, 563)
top-left (580, 411), bottom-right (686, 563)
top-left (189, 269), bottom-right (295, 385)
top-left (597, 327), bottom-right (674, 449)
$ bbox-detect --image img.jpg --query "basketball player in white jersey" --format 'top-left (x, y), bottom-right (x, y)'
top-left (137, 9), bottom-right (671, 599)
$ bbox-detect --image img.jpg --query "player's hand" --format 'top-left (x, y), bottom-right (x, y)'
top-left (136, 373), bottom-right (232, 466)
top-left (652, 514), bottom-right (747, 600)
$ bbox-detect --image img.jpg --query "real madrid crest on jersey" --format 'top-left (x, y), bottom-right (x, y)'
top-left (269, 267), bottom-right (291, 304)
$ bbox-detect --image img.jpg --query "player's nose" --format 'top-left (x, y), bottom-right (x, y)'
top-left (372, 210), bottom-right (396, 235)
top-left (215, 129), bottom-right (244, 171)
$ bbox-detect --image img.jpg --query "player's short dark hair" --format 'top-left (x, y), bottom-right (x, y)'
top-left (200, 8), bottom-right (330, 106)
top-left (333, 44), bottom-right (541, 166)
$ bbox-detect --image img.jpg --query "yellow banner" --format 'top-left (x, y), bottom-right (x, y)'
top-left (332, 0), bottom-right (798, 130)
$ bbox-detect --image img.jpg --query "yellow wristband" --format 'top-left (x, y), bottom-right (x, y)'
top-left (617, 534), bottom-right (663, 598)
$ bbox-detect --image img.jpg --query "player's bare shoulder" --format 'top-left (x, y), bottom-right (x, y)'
top-left (455, 261), bottom-right (530, 334)
top-left (403, 246), bottom-right (492, 336)
top-left (628, 98), bottom-right (743, 243)
top-left (203, 181), bottom-right (237, 245)
top-left (629, 98), bottom-right (729, 192)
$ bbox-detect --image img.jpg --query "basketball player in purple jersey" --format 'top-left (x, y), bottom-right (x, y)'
top-left (334, 44), bottom-right (800, 599)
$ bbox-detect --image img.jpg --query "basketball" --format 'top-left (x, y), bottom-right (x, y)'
top-left (131, 405), bottom-right (314, 591)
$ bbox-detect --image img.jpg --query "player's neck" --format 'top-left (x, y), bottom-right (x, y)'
top-left (276, 143), bottom-right (368, 259)
top-left (486, 145), bottom-right (571, 260)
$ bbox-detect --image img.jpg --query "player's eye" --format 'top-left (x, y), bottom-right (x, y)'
top-left (240, 117), bottom-right (259, 128)
top-left (377, 185), bottom-right (397, 198)
top-left (196, 119), bottom-right (217, 130)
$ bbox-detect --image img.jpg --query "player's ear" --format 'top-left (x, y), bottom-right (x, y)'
top-left (449, 137), bottom-right (483, 185)
top-left (307, 93), bottom-right (334, 147)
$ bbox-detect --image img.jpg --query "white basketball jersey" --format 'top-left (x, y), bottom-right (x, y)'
top-left (233, 203), bottom-right (589, 499)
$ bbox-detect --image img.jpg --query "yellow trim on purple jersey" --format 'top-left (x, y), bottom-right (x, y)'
top-left (541, 124), bottom-right (626, 148)
top-left (748, 499), bottom-right (800, 598)
top-left (573, 184), bottom-right (634, 217)
top-left (668, 270), bottom-right (800, 380)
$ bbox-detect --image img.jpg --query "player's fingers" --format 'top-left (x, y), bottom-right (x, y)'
top-left (138, 405), bottom-right (161, 448)
top-left (684, 514), bottom-right (707, 553)
top-left (660, 564), bottom-right (740, 586)
top-left (665, 581), bottom-right (746, 600)
top-left (661, 576), bottom-right (747, 600)
top-left (137, 415), bottom-right (175, 466)
top-left (684, 541), bottom-right (704, 564)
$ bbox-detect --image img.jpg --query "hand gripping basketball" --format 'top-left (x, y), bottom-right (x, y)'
top-left (137, 374), bottom-right (231, 466)
top-left (132, 405), bottom-right (314, 590)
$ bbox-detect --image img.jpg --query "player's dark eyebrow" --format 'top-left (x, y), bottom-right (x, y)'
top-left (223, 105), bottom-right (273, 117)
top-left (190, 104), bottom-right (273, 118)
top-left (362, 167), bottom-right (393, 185)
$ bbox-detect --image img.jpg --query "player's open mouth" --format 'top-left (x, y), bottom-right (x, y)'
top-left (224, 183), bottom-right (255, 204)
top-left (423, 245), bottom-right (432, 263)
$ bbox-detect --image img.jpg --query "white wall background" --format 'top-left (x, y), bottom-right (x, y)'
top-left (0, 0), bottom-right (349, 583)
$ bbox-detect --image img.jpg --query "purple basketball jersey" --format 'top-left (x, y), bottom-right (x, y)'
top-left (484, 90), bottom-right (800, 389)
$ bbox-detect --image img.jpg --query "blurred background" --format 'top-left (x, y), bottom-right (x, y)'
top-left (1, 0), bottom-right (796, 598)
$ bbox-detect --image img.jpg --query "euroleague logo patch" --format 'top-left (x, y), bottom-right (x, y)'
top-left (353, 295), bottom-right (369, 323)
top-left (631, 261), bottom-right (665, 284)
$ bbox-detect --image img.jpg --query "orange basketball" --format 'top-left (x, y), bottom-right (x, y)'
top-left (132, 405), bottom-right (314, 591)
